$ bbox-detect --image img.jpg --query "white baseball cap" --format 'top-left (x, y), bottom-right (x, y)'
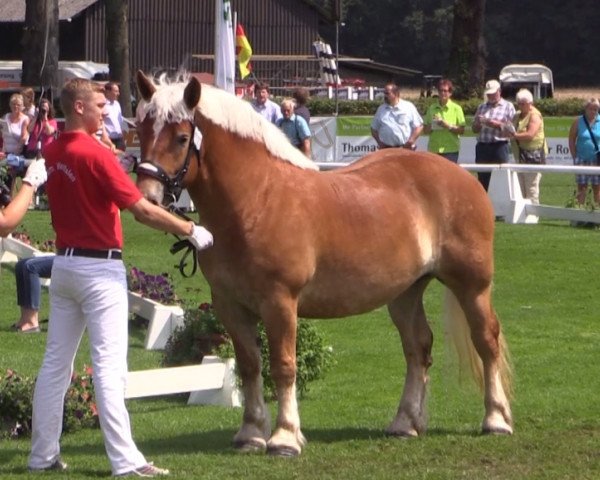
top-left (484, 79), bottom-right (501, 95)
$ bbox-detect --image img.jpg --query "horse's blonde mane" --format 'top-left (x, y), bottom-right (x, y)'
top-left (138, 74), bottom-right (318, 171)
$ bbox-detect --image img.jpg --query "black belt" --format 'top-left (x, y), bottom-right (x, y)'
top-left (380, 144), bottom-right (403, 149)
top-left (57, 248), bottom-right (122, 260)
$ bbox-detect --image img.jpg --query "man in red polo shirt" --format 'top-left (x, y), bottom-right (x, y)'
top-left (28, 78), bottom-right (212, 476)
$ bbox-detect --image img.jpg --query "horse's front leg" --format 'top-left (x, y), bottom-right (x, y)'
top-left (213, 295), bottom-right (271, 452)
top-left (260, 293), bottom-right (306, 456)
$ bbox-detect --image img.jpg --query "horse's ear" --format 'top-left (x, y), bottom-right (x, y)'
top-left (136, 70), bottom-right (156, 101)
top-left (184, 77), bottom-right (201, 110)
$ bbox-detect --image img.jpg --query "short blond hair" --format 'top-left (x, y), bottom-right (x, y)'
top-left (280, 97), bottom-right (296, 110)
top-left (9, 93), bottom-right (24, 107)
top-left (60, 78), bottom-right (104, 116)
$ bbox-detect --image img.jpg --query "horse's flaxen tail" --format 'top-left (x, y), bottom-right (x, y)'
top-left (442, 288), bottom-right (513, 399)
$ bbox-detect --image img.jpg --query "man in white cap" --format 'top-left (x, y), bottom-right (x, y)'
top-left (472, 79), bottom-right (515, 190)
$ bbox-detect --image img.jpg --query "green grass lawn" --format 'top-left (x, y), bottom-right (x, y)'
top-left (1, 172), bottom-right (599, 478)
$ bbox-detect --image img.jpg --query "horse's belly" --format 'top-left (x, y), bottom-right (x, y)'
top-left (297, 271), bottom-right (422, 318)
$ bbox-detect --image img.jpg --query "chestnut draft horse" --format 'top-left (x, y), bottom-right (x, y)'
top-left (134, 71), bottom-right (513, 456)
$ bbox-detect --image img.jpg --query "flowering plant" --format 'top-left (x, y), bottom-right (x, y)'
top-left (0, 366), bottom-right (98, 439)
top-left (127, 267), bottom-right (179, 305)
top-left (63, 365), bottom-right (99, 433)
top-left (10, 229), bottom-right (56, 252)
top-left (163, 303), bottom-right (333, 398)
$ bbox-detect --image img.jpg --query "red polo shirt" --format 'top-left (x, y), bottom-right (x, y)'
top-left (44, 131), bottom-right (142, 250)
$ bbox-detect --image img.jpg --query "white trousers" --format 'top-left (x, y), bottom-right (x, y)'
top-left (28, 256), bottom-right (146, 475)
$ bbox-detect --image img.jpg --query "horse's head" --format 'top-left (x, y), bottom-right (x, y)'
top-left (135, 70), bottom-right (201, 206)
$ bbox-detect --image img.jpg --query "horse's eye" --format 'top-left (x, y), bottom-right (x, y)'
top-left (178, 135), bottom-right (189, 146)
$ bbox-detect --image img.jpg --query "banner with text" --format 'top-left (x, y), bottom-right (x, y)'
top-left (309, 116), bottom-right (575, 165)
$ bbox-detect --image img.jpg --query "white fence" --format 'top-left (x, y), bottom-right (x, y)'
top-left (461, 164), bottom-right (600, 224)
top-left (315, 162), bottom-right (600, 225)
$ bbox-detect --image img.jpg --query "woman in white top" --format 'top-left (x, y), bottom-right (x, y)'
top-left (1, 94), bottom-right (31, 191)
top-left (2, 93), bottom-right (30, 155)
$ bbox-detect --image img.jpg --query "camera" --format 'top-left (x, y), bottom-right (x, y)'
top-left (0, 180), bottom-right (11, 207)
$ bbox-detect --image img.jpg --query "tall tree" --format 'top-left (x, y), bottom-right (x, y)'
top-left (105, 0), bottom-right (132, 116)
top-left (21, 0), bottom-right (59, 99)
top-left (446, 0), bottom-right (486, 98)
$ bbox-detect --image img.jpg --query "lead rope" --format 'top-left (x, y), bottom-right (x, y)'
top-left (167, 204), bottom-right (198, 278)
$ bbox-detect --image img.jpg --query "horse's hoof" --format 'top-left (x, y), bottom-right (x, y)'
top-left (385, 424), bottom-right (420, 438)
top-left (385, 430), bottom-right (419, 439)
top-left (267, 444), bottom-right (301, 457)
top-left (482, 426), bottom-right (513, 436)
top-left (233, 439), bottom-right (267, 454)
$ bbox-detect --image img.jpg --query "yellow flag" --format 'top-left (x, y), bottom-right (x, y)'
top-left (236, 24), bottom-right (253, 79)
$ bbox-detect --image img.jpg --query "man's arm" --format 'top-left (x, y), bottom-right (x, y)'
top-left (300, 138), bottom-right (311, 158)
top-left (405, 125), bottom-right (424, 150)
top-left (127, 197), bottom-right (194, 236)
top-left (371, 128), bottom-right (385, 148)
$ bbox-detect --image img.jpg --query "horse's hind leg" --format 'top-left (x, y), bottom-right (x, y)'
top-left (386, 277), bottom-right (433, 437)
top-left (451, 285), bottom-right (513, 435)
top-left (212, 295), bottom-right (271, 452)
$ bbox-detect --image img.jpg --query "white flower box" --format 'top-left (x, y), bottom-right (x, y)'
top-left (127, 291), bottom-right (184, 350)
top-left (0, 235), bottom-right (55, 261)
top-left (0, 235), bottom-right (54, 286)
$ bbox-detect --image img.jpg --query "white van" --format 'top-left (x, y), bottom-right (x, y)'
top-left (0, 60), bottom-right (109, 92)
top-left (499, 64), bottom-right (554, 100)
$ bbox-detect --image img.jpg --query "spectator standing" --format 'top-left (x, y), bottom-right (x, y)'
top-left (371, 82), bottom-right (423, 150)
top-left (2, 93), bottom-right (31, 191)
top-left (251, 82), bottom-right (282, 124)
top-left (11, 255), bottom-right (54, 333)
top-left (21, 87), bottom-right (37, 122)
top-left (28, 78), bottom-right (213, 475)
top-left (103, 82), bottom-right (126, 151)
top-left (292, 87), bottom-right (311, 125)
top-left (276, 98), bottom-right (311, 158)
top-left (423, 79), bottom-right (465, 162)
top-left (471, 79), bottom-right (515, 191)
top-left (25, 98), bottom-right (58, 158)
top-left (2, 93), bottom-right (30, 156)
top-left (568, 98), bottom-right (600, 205)
top-left (508, 89), bottom-right (547, 205)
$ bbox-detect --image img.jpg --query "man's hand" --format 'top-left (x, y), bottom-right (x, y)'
top-left (22, 159), bottom-right (47, 190)
top-left (186, 224), bottom-right (214, 251)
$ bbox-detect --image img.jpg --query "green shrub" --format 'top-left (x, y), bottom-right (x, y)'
top-left (0, 367), bottom-right (99, 439)
top-left (163, 303), bottom-right (333, 398)
top-left (308, 96), bottom-right (586, 117)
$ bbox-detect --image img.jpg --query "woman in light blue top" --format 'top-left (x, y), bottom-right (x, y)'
top-left (568, 98), bottom-right (600, 205)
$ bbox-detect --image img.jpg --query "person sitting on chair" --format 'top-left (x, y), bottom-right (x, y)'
top-left (11, 255), bottom-right (54, 333)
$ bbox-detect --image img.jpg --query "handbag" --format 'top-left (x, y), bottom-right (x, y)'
top-left (518, 147), bottom-right (545, 164)
top-left (581, 115), bottom-right (600, 162)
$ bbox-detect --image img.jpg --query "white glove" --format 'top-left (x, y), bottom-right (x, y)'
top-left (22, 159), bottom-right (47, 190)
top-left (186, 224), bottom-right (214, 251)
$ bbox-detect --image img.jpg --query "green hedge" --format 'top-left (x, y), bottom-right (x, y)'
top-left (307, 96), bottom-right (589, 117)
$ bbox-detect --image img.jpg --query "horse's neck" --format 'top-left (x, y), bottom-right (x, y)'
top-left (198, 124), bottom-right (276, 206)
